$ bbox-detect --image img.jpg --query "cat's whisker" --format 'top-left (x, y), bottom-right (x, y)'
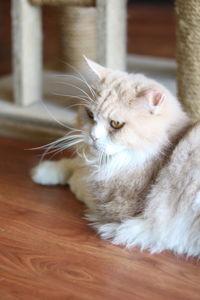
top-left (53, 92), bottom-right (91, 104)
top-left (63, 103), bottom-right (89, 110)
top-left (39, 137), bottom-right (84, 161)
top-left (99, 151), bottom-right (104, 167)
top-left (59, 60), bottom-right (97, 99)
top-left (56, 74), bottom-right (97, 99)
top-left (76, 146), bottom-right (85, 158)
top-left (32, 132), bottom-right (85, 162)
top-left (98, 151), bottom-right (110, 168)
top-left (39, 140), bottom-right (67, 162)
top-left (45, 141), bottom-right (83, 161)
top-left (81, 150), bottom-right (95, 165)
top-left (40, 101), bottom-right (81, 132)
top-left (30, 131), bottom-right (84, 151)
top-left (102, 152), bottom-right (106, 165)
top-left (45, 135), bottom-right (84, 150)
top-left (57, 138), bottom-right (84, 151)
top-left (47, 139), bottom-right (84, 155)
top-left (57, 82), bottom-right (95, 103)
top-left (30, 135), bottom-right (71, 151)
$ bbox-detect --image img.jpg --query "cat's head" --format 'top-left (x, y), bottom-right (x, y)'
top-left (76, 58), bottom-right (185, 161)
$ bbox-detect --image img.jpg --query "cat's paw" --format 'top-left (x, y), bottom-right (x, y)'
top-left (91, 217), bottom-right (155, 250)
top-left (31, 161), bottom-right (70, 185)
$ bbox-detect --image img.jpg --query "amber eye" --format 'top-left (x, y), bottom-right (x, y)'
top-left (110, 120), bottom-right (125, 129)
top-left (86, 109), bottom-right (94, 120)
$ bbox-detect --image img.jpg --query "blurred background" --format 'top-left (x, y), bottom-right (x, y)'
top-left (0, 0), bottom-right (175, 76)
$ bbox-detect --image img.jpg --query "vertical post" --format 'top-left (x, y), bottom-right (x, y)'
top-left (11, 0), bottom-right (42, 106)
top-left (60, 6), bottom-right (96, 72)
top-left (96, 0), bottom-right (127, 71)
top-left (176, 0), bottom-right (200, 120)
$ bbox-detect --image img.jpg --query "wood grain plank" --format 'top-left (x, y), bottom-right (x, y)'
top-left (0, 136), bottom-right (200, 300)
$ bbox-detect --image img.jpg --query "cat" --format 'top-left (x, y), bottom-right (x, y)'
top-left (32, 58), bottom-right (200, 257)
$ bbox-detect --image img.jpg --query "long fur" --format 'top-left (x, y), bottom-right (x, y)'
top-left (32, 59), bottom-right (200, 257)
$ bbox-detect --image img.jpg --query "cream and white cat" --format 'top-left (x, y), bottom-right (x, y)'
top-left (32, 58), bottom-right (200, 257)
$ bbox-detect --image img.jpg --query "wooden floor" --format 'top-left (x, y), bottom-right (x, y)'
top-left (0, 137), bottom-right (200, 300)
top-left (0, 2), bottom-right (199, 298)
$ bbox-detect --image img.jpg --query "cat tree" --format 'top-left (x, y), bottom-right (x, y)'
top-left (12, 0), bottom-right (127, 106)
top-left (0, 0), bottom-right (127, 141)
top-left (0, 0), bottom-right (199, 142)
top-left (12, 0), bottom-right (200, 117)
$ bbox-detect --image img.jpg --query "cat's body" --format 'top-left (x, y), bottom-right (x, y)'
top-left (32, 59), bottom-right (200, 257)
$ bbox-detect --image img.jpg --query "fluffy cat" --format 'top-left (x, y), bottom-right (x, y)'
top-left (32, 58), bottom-right (200, 257)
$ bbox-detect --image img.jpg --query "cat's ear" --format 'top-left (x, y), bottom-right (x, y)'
top-left (83, 56), bottom-right (106, 79)
top-left (139, 89), bottom-right (165, 114)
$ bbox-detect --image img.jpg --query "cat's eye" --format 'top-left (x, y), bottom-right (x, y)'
top-left (110, 120), bottom-right (125, 129)
top-left (86, 109), bottom-right (94, 120)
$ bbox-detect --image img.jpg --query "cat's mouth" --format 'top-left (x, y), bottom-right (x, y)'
top-left (90, 142), bottom-right (124, 157)
top-left (85, 136), bottom-right (124, 156)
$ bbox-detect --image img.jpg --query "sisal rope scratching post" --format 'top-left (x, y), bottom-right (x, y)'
top-left (29, 0), bottom-right (96, 72)
top-left (59, 5), bottom-right (97, 72)
top-left (176, 0), bottom-right (200, 121)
